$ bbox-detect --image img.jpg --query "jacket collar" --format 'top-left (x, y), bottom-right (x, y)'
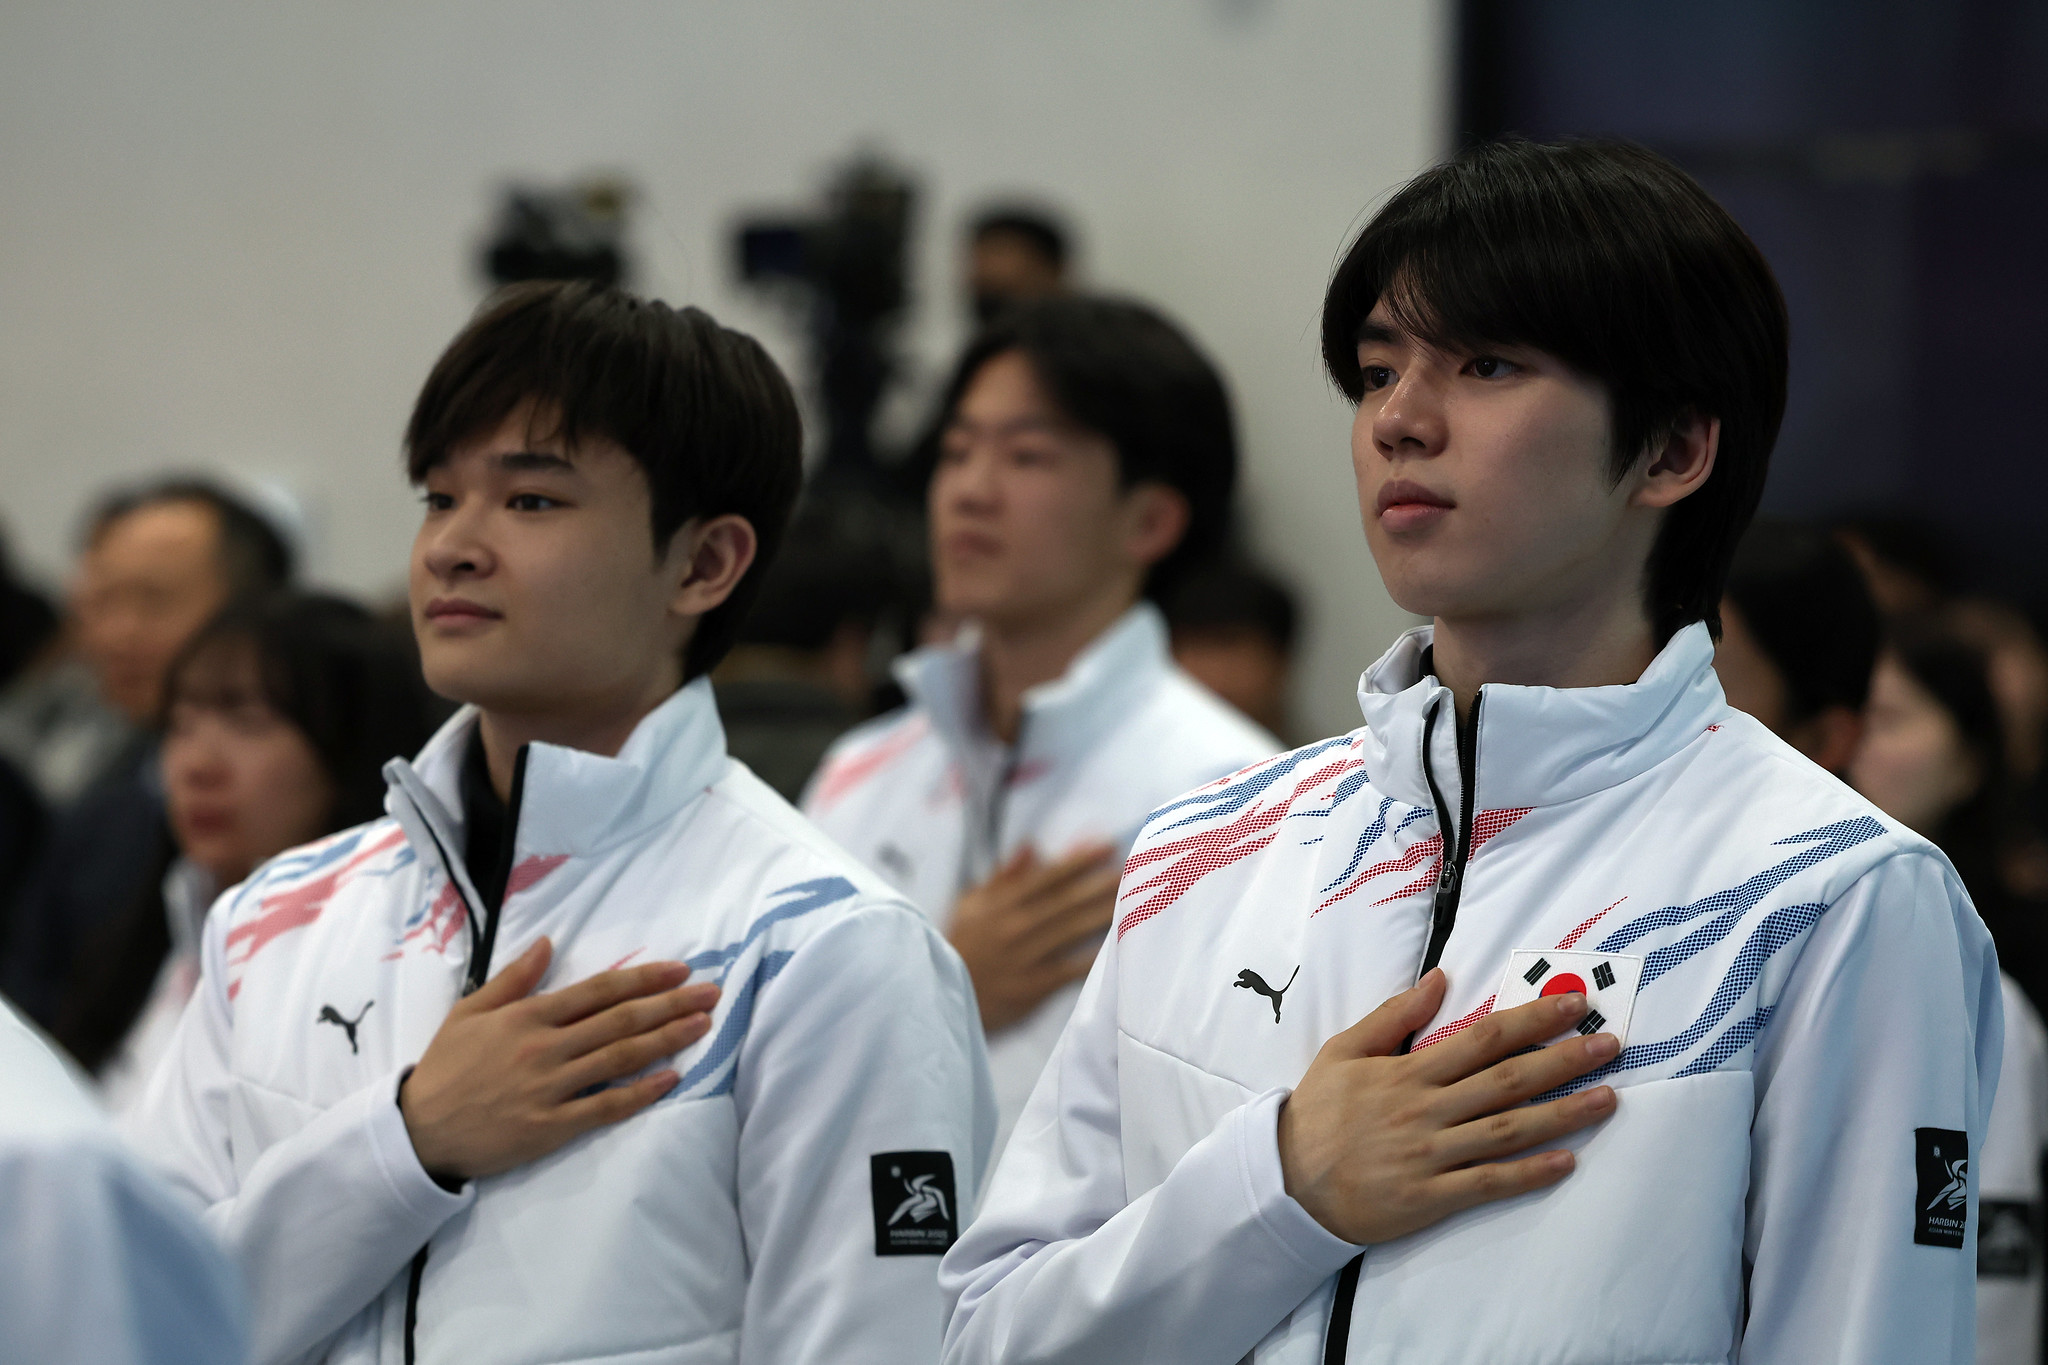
top-left (382, 677), bottom-right (730, 870)
top-left (894, 602), bottom-right (1174, 776)
top-left (1353, 622), bottom-right (1726, 812)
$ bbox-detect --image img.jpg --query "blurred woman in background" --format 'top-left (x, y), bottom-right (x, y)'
top-left (1850, 616), bottom-right (2048, 1365)
top-left (52, 592), bottom-right (443, 1111)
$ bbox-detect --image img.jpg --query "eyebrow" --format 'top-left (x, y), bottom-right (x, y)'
top-left (1355, 321), bottom-right (1402, 346)
top-left (495, 450), bottom-right (577, 473)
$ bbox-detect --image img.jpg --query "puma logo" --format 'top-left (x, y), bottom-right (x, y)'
top-left (316, 1001), bottom-right (373, 1054)
top-left (1234, 967), bottom-right (1299, 1023)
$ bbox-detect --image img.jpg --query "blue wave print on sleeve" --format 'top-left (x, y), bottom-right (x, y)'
top-left (1543, 900), bottom-right (1827, 1098)
top-left (1595, 817), bottom-right (1882, 955)
top-left (261, 826), bottom-right (372, 882)
top-left (684, 876), bottom-right (857, 978)
top-left (1319, 796), bottom-right (1396, 894)
top-left (1675, 1004), bottom-right (1777, 1078)
top-left (677, 950), bottom-right (796, 1097)
top-left (1146, 738), bottom-right (1354, 834)
top-left (1290, 765), bottom-right (1377, 821)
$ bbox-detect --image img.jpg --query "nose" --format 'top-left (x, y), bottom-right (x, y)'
top-left (1369, 367), bottom-right (1449, 461)
top-left (417, 498), bottom-right (495, 583)
top-left (934, 441), bottom-right (1002, 518)
top-left (164, 726), bottom-right (231, 794)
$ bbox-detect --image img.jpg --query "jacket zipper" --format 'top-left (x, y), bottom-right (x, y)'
top-left (957, 719), bottom-right (1027, 896)
top-left (1324, 691), bottom-right (1483, 1365)
top-left (404, 745), bottom-right (529, 1365)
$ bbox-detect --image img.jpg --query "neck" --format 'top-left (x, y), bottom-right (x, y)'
top-left (974, 591), bottom-right (1136, 744)
top-left (1430, 592), bottom-right (1660, 722)
top-left (474, 673), bottom-right (680, 800)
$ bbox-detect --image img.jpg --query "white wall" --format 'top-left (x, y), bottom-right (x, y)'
top-left (0, 0), bottom-right (1445, 739)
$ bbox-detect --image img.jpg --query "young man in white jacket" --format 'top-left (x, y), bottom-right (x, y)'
top-left (132, 282), bottom-right (993, 1365)
top-left (803, 297), bottom-right (1281, 1151)
top-left (941, 140), bottom-right (2002, 1364)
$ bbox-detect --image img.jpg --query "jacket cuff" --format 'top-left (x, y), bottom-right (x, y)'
top-left (366, 1067), bottom-right (473, 1220)
top-left (1236, 1087), bottom-right (1363, 1272)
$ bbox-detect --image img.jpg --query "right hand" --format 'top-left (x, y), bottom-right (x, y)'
top-left (399, 937), bottom-right (721, 1183)
top-left (1277, 968), bottom-right (1619, 1245)
top-left (948, 844), bottom-right (1121, 1032)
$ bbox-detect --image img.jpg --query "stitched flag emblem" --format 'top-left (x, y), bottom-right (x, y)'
top-left (1496, 949), bottom-right (1644, 1046)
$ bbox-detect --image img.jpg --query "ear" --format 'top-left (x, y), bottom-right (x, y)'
top-left (1630, 411), bottom-right (1720, 510)
top-left (666, 514), bottom-right (759, 619)
top-left (1120, 482), bottom-right (1191, 571)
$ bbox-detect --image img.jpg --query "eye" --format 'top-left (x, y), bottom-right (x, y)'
top-left (1360, 365), bottom-right (1395, 391)
top-left (421, 490), bottom-right (454, 512)
top-left (1468, 355), bottom-right (1519, 380)
top-left (507, 493), bottom-right (563, 512)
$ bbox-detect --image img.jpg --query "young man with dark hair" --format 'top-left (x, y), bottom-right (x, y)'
top-left (805, 295), bottom-right (1279, 1153)
top-left (942, 140), bottom-right (1999, 1364)
top-left (134, 282), bottom-right (991, 1365)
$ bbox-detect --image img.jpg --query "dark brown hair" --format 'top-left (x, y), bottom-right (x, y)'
top-left (405, 281), bottom-right (803, 679)
top-left (1323, 138), bottom-right (1788, 641)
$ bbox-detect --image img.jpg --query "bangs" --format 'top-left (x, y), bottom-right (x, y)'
top-left (163, 628), bottom-right (276, 718)
top-left (1324, 160), bottom-right (1665, 403)
top-left (403, 283), bottom-right (658, 483)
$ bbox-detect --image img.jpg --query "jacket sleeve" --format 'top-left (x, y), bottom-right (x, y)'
top-left (0, 1128), bottom-right (249, 1365)
top-left (939, 921), bottom-right (1360, 1365)
top-left (1974, 974), bottom-right (2047, 1365)
top-left (1741, 850), bottom-right (2004, 1364)
top-left (732, 902), bottom-right (996, 1365)
top-left (126, 883), bottom-right (472, 1365)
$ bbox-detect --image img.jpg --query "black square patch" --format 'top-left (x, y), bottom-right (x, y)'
top-left (1979, 1200), bottom-right (2039, 1277)
top-left (1914, 1128), bottom-right (1970, 1249)
top-left (871, 1151), bottom-right (959, 1256)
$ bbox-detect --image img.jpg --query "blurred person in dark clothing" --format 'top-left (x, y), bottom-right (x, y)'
top-left (53, 592), bottom-right (443, 1111)
top-left (2, 477), bottom-right (293, 1025)
top-left (711, 503), bottom-right (896, 801)
top-left (1848, 617), bottom-right (2048, 1365)
top-left (0, 535), bottom-right (58, 943)
top-left (1714, 519), bottom-right (1881, 775)
top-left (1161, 557), bottom-right (1300, 741)
top-left (966, 206), bottom-right (1070, 325)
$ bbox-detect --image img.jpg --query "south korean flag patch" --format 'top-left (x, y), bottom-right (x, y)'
top-left (1495, 949), bottom-right (1644, 1047)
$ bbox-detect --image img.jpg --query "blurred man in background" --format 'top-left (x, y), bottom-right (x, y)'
top-left (965, 206), bottom-right (1069, 325)
top-left (805, 295), bottom-right (1279, 1155)
top-left (1714, 519), bottom-right (1881, 774)
top-left (712, 502), bottom-right (897, 801)
top-left (1163, 557), bottom-right (1301, 742)
top-left (1, 477), bottom-right (292, 1025)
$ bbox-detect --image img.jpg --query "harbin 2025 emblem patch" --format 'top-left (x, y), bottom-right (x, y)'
top-left (1495, 949), bottom-right (1645, 1047)
top-left (871, 1151), bottom-right (959, 1256)
top-left (1915, 1128), bottom-right (1970, 1249)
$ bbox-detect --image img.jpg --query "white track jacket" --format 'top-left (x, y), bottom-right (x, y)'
top-left (1, 996), bottom-right (246, 1365)
top-left (942, 623), bottom-right (2003, 1365)
top-left (804, 604), bottom-right (1279, 1151)
top-left (1978, 974), bottom-right (2046, 1365)
top-left (133, 679), bottom-right (995, 1365)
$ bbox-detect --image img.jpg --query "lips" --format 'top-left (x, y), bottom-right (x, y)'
top-left (1374, 479), bottom-right (1454, 517)
top-left (423, 597), bottom-right (501, 623)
